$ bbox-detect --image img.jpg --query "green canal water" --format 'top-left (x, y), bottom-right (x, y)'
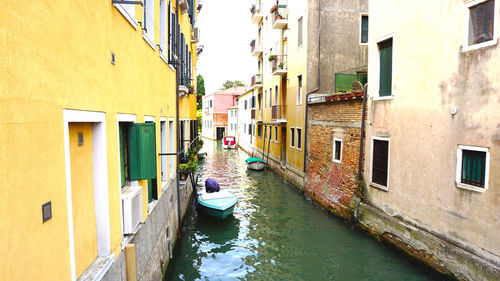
top-left (165, 140), bottom-right (452, 281)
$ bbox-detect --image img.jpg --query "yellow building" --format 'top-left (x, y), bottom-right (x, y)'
top-left (0, 0), bottom-right (199, 280)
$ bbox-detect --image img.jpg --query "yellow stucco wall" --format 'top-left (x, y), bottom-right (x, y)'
top-left (0, 0), bottom-right (196, 279)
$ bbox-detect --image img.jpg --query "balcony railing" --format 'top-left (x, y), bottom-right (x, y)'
top-left (271, 3), bottom-right (288, 29)
top-left (334, 65), bottom-right (368, 92)
top-left (250, 40), bottom-right (263, 56)
top-left (250, 1), bottom-right (263, 24)
top-left (271, 55), bottom-right (287, 76)
top-left (250, 74), bottom-right (263, 88)
top-left (271, 105), bottom-right (286, 120)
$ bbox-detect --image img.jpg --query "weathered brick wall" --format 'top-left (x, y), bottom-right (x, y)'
top-left (213, 113), bottom-right (227, 127)
top-left (305, 99), bottom-right (364, 219)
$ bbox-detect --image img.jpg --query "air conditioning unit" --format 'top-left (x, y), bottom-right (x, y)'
top-left (122, 185), bottom-right (143, 234)
top-left (192, 27), bottom-right (200, 43)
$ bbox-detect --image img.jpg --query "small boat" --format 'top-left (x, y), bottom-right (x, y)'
top-left (245, 157), bottom-right (266, 171)
top-left (197, 190), bottom-right (238, 220)
top-left (222, 136), bottom-right (237, 149)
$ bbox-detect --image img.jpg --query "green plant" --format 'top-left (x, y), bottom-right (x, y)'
top-left (187, 149), bottom-right (196, 161)
top-left (279, 62), bottom-right (284, 69)
top-left (179, 163), bottom-right (191, 173)
top-left (268, 55), bottom-right (276, 62)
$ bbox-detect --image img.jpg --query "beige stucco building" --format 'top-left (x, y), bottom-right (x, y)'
top-left (364, 0), bottom-right (500, 279)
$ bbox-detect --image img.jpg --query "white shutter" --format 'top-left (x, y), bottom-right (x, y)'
top-left (160, 0), bottom-right (166, 56)
top-left (143, 0), bottom-right (155, 47)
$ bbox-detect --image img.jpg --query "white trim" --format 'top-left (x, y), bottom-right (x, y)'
top-left (332, 137), bottom-right (343, 163)
top-left (116, 114), bottom-right (136, 242)
top-left (374, 34), bottom-right (395, 99)
top-left (455, 145), bottom-right (490, 192)
top-left (462, 0), bottom-right (499, 52)
top-left (370, 136), bottom-right (390, 191)
top-left (114, 4), bottom-right (138, 29)
top-left (143, 33), bottom-right (157, 50)
top-left (289, 127), bottom-right (295, 148)
top-left (297, 74), bottom-right (303, 105)
top-left (63, 109), bottom-right (110, 281)
top-left (160, 117), bottom-right (167, 122)
top-left (144, 115), bottom-right (156, 122)
top-left (359, 13), bottom-right (369, 45)
top-left (296, 127), bottom-right (303, 151)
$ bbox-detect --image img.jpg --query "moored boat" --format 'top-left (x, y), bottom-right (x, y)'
top-left (245, 157), bottom-right (266, 171)
top-left (197, 190), bottom-right (238, 220)
top-left (222, 136), bottom-right (237, 149)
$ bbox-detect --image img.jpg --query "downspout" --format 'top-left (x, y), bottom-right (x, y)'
top-left (303, 0), bottom-right (321, 175)
top-left (357, 84), bottom-right (368, 180)
top-left (175, 0), bottom-right (182, 235)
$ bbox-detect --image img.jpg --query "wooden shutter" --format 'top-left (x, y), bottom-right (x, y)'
top-left (469, 0), bottom-right (494, 45)
top-left (128, 123), bottom-right (157, 181)
top-left (461, 150), bottom-right (486, 187)
top-left (378, 38), bottom-right (393, 97)
top-left (361, 15), bottom-right (369, 43)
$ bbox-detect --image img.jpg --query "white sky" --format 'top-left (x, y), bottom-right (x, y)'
top-left (197, 0), bottom-right (255, 94)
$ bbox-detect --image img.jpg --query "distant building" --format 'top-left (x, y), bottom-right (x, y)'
top-left (236, 89), bottom-right (256, 153)
top-left (228, 106), bottom-right (238, 137)
top-left (202, 86), bottom-right (248, 140)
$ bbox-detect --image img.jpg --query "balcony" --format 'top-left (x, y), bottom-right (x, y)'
top-left (271, 105), bottom-right (286, 121)
top-left (250, 74), bottom-right (263, 89)
top-left (251, 108), bottom-right (263, 121)
top-left (250, 40), bottom-right (263, 57)
top-left (271, 55), bottom-right (287, 76)
top-left (334, 65), bottom-right (368, 92)
top-left (250, 1), bottom-right (263, 24)
top-left (179, 76), bottom-right (192, 96)
top-left (271, 3), bottom-right (288, 29)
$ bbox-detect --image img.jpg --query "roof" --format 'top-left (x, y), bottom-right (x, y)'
top-left (204, 86), bottom-right (249, 98)
top-left (236, 88), bottom-right (255, 100)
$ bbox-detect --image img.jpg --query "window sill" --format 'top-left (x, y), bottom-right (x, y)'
top-left (78, 254), bottom-right (114, 281)
top-left (370, 182), bottom-right (388, 191)
top-left (148, 200), bottom-right (158, 215)
top-left (456, 182), bottom-right (486, 193)
top-left (332, 159), bottom-right (341, 164)
top-left (143, 33), bottom-right (156, 50)
top-left (462, 38), bottom-right (498, 52)
top-left (372, 95), bottom-right (394, 101)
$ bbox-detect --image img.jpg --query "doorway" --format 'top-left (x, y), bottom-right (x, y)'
top-left (216, 127), bottom-right (226, 140)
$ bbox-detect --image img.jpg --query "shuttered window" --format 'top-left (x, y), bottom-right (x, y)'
top-left (143, 0), bottom-right (155, 48)
top-left (361, 15), bottom-right (369, 43)
top-left (461, 149), bottom-right (486, 187)
top-left (468, 0), bottom-right (495, 46)
top-left (378, 38), bottom-right (393, 97)
top-left (160, 0), bottom-right (167, 57)
top-left (372, 139), bottom-right (389, 187)
top-left (290, 128), bottom-right (295, 147)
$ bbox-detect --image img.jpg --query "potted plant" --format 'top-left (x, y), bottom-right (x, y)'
top-left (268, 55), bottom-right (277, 62)
top-left (279, 62), bottom-right (284, 69)
top-left (179, 163), bottom-right (191, 180)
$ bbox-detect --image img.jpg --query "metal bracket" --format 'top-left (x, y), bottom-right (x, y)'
top-left (112, 0), bottom-right (143, 6)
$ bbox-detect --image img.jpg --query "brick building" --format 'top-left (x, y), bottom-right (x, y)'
top-left (305, 92), bottom-right (365, 219)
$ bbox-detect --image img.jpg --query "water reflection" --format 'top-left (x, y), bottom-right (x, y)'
top-left (165, 139), bottom-right (452, 281)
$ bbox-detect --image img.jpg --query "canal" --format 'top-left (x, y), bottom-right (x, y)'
top-left (165, 140), bottom-right (452, 281)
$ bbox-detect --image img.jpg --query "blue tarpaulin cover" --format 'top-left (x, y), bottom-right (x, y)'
top-left (205, 178), bottom-right (221, 193)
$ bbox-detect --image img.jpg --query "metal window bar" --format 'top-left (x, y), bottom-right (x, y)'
top-left (461, 150), bottom-right (486, 187)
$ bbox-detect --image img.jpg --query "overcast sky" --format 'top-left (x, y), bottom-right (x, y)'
top-left (197, 0), bottom-right (255, 94)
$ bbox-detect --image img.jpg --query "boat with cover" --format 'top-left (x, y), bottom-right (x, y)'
top-left (197, 178), bottom-right (238, 220)
top-left (222, 136), bottom-right (237, 149)
top-left (245, 157), bottom-right (266, 171)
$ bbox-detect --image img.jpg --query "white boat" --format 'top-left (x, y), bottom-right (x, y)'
top-left (245, 157), bottom-right (266, 171)
top-left (222, 136), bottom-right (237, 149)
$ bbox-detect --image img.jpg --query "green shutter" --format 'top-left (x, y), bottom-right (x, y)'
top-left (119, 123), bottom-right (128, 187)
top-left (128, 123), bottom-right (157, 181)
top-left (361, 16), bottom-right (368, 43)
top-left (379, 39), bottom-right (392, 97)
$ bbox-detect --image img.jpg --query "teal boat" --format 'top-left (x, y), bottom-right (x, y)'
top-left (245, 157), bottom-right (266, 171)
top-left (197, 190), bottom-right (238, 220)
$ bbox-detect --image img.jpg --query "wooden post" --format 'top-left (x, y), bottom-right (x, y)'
top-left (125, 244), bottom-right (138, 281)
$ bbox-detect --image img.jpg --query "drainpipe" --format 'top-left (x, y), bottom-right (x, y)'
top-left (303, 0), bottom-right (321, 175)
top-left (175, 0), bottom-right (182, 236)
top-left (357, 84), bottom-right (368, 180)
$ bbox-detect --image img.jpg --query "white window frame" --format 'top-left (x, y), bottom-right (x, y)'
top-left (455, 145), bottom-right (490, 192)
top-left (373, 33), bottom-right (395, 101)
top-left (370, 136), bottom-right (390, 191)
top-left (143, 0), bottom-right (156, 50)
top-left (359, 13), bottom-right (369, 45)
top-left (462, 0), bottom-right (498, 52)
top-left (159, 0), bottom-right (167, 62)
top-left (332, 137), bottom-right (343, 163)
top-left (114, 2), bottom-right (138, 29)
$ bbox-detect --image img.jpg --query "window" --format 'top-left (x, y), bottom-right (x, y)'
top-left (209, 100), bottom-right (212, 108)
top-left (378, 38), bottom-right (393, 97)
top-left (248, 124), bottom-right (252, 135)
top-left (251, 96), bottom-right (256, 108)
top-left (143, 0), bottom-right (155, 49)
top-left (160, 0), bottom-right (167, 58)
top-left (269, 88), bottom-right (272, 107)
top-left (257, 124), bottom-right (263, 137)
top-left (244, 100), bottom-right (248, 110)
top-left (297, 75), bottom-right (303, 104)
top-left (290, 128), bottom-right (295, 147)
top-left (360, 14), bottom-right (369, 44)
top-left (333, 138), bottom-right (343, 163)
top-left (264, 90), bottom-right (267, 108)
top-left (298, 16), bottom-right (303, 47)
top-left (274, 126), bottom-right (278, 141)
top-left (268, 126), bottom-right (272, 139)
top-left (252, 124), bottom-right (255, 136)
top-left (371, 138), bottom-right (390, 190)
top-left (297, 128), bottom-right (302, 149)
top-left (464, 0), bottom-right (497, 51)
top-left (456, 145), bottom-right (490, 192)
top-left (275, 85), bottom-right (279, 105)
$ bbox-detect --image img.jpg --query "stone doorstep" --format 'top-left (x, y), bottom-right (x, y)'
top-left (77, 254), bottom-right (114, 281)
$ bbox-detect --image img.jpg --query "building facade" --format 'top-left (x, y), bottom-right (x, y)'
top-left (360, 0), bottom-right (500, 279)
top-left (236, 89), bottom-right (256, 153)
top-left (0, 0), bottom-right (199, 280)
top-left (201, 86), bottom-right (247, 140)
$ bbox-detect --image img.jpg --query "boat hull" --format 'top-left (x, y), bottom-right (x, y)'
top-left (196, 190), bottom-right (238, 220)
top-left (247, 161), bottom-right (265, 171)
top-left (198, 203), bottom-right (236, 220)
